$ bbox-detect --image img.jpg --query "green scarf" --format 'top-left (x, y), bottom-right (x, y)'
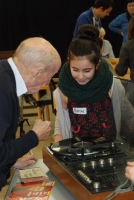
top-left (58, 59), bottom-right (113, 103)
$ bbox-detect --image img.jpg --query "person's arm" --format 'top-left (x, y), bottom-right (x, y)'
top-left (125, 162), bottom-right (134, 183)
top-left (54, 111), bottom-right (63, 143)
top-left (0, 82), bottom-right (51, 169)
top-left (108, 42), bottom-right (115, 58)
top-left (10, 120), bottom-right (51, 169)
top-left (0, 106), bottom-right (38, 169)
top-left (53, 89), bottom-right (67, 143)
top-left (11, 155), bottom-right (38, 168)
top-left (0, 122), bottom-right (51, 169)
top-left (115, 46), bottom-right (129, 76)
top-left (109, 15), bottom-right (123, 35)
top-left (54, 135), bottom-right (63, 143)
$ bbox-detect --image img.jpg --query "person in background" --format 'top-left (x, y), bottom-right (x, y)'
top-left (73, 0), bottom-right (114, 40)
top-left (99, 27), bottom-right (115, 60)
top-left (0, 37), bottom-right (61, 190)
top-left (115, 16), bottom-right (134, 81)
top-left (53, 24), bottom-right (134, 144)
top-left (109, 0), bottom-right (134, 45)
top-left (96, 36), bottom-right (103, 55)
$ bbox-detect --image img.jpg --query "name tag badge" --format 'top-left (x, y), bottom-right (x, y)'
top-left (73, 107), bottom-right (87, 115)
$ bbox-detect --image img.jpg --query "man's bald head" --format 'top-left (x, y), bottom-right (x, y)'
top-left (13, 37), bottom-right (61, 72)
top-left (13, 37), bottom-right (61, 94)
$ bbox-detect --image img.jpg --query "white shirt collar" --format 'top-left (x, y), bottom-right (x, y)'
top-left (92, 8), bottom-right (100, 29)
top-left (8, 58), bottom-right (28, 97)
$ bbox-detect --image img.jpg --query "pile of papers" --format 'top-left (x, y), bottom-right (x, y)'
top-left (6, 167), bottom-right (55, 200)
top-left (6, 180), bottom-right (55, 200)
top-left (17, 167), bottom-right (48, 183)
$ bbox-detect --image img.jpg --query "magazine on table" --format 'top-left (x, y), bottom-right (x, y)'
top-left (6, 180), bottom-right (55, 200)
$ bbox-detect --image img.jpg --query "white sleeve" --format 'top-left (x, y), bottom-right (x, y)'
top-left (53, 88), bottom-right (72, 139)
top-left (108, 41), bottom-right (115, 58)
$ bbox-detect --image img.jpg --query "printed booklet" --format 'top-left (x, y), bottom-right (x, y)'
top-left (17, 167), bottom-right (48, 183)
top-left (6, 180), bottom-right (55, 200)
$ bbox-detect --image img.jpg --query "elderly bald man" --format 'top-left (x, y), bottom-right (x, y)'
top-left (0, 37), bottom-right (61, 190)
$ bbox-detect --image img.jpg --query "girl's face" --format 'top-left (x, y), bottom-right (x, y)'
top-left (70, 57), bottom-right (100, 85)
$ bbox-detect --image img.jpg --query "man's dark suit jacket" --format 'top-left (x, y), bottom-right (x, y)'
top-left (0, 60), bottom-right (39, 190)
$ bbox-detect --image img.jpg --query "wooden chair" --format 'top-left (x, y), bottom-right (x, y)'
top-left (52, 91), bottom-right (56, 121)
top-left (36, 78), bottom-right (58, 120)
top-left (0, 50), bottom-right (15, 59)
top-left (36, 85), bottom-right (50, 120)
top-left (107, 58), bottom-right (130, 80)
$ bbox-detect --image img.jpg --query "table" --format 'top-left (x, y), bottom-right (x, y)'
top-left (4, 159), bottom-right (77, 200)
top-left (107, 58), bottom-right (130, 80)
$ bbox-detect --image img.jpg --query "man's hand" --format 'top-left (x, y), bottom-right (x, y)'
top-left (12, 155), bottom-right (38, 169)
top-left (32, 120), bottom-right (51, 140)
top-left (125, 161), bottom-right (134, 183)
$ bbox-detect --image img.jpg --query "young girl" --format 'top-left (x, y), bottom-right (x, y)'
top-left (53, 24), bottom-right (134, 143)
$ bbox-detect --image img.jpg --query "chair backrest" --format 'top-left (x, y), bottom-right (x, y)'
top-left (52, 91), bottom-right (56, 121)
top-left (36, 78), bottom-right (58, 120)
top-left (107, 58), bottom-right (130, 80)
top-left (0, 50), bottom-right (15, 59)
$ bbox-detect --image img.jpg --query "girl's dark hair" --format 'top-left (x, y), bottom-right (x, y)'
top-left (68, 24), bottom-right (100, 65)
top-left (127, 16), bottom-right (134, 40)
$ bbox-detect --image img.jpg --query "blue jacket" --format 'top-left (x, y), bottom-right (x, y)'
top-left (109, 13), bottom-right (129, 44)
top-left (73, 7), bottom-right (101, 40)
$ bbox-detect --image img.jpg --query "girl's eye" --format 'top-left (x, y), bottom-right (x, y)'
top-left (85, 70), bottom-right (90, 72)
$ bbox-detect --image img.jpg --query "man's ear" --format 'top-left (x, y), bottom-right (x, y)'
top-left (96, 60), bottom-right (101, 70)
top-left (99, 6), bottom-right (104, 11)
top-left (34, 68), bottom-right (43, 78)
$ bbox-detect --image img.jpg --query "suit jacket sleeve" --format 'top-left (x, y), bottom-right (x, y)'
top-left (0, 74), bottom-right (39, 169)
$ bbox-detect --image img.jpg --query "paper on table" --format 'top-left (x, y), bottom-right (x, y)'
top-left (19, 167), bottom-right (47, 178)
